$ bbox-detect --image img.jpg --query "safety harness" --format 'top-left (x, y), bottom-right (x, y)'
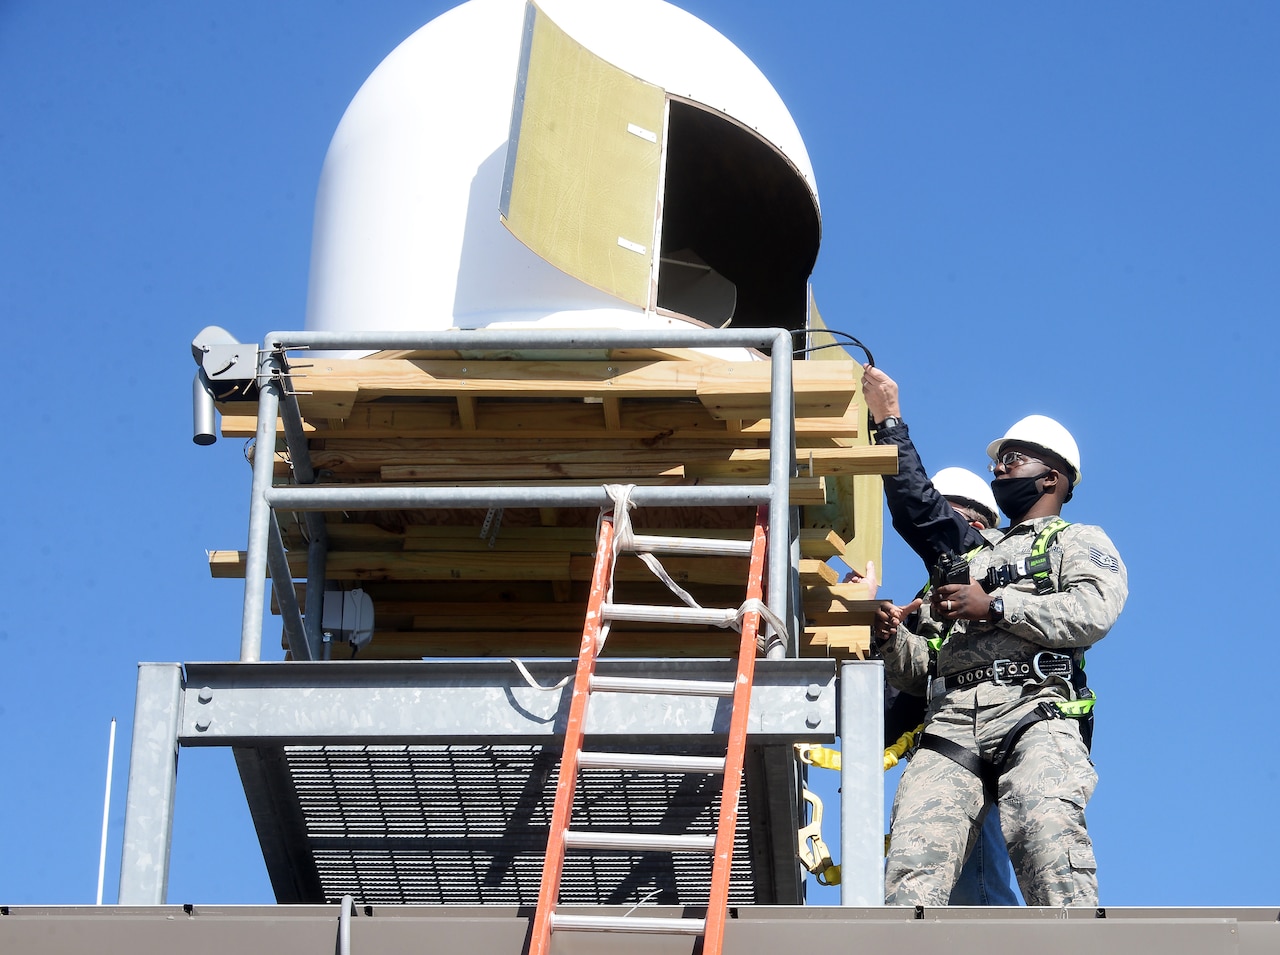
top-left (978, 516), bottom-right (1071, 596)
top-left (919, 518), bottom-right (1095, 796)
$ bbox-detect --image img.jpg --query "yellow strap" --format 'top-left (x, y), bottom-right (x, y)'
top-left (883, 723), bottom-right (924, 771)
top-left (795, 742), bottom-right (842, 771)
top-left (797, 723), bottom-right (924, 775)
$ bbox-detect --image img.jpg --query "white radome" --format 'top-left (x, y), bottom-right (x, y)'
top-left (304, 0), bottom-right (818, 339)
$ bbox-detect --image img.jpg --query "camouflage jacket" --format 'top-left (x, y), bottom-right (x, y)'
top-left (879, 516), bottom-right (1128, 698)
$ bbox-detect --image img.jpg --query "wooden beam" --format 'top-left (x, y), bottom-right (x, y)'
top-left (213, 549), bottom-right (758, 585)
top-left (290, 445), bottom-right (894, 479)
top-left (803, 625), bottom-right (871, 659)
top-left (684, 446), bottom-right (897, 478)
top-left (456, 394), bottom-right (477, 431)
top-left (382, 462), bottom-right (688, 480)
top-left (221, 400), bottom-right (867, 441)
top-left (311, 630), bottom-right (742, 659)
top-left (284, 356), bottom-right (860, 403)
top-left (801, 582), bottom-right (880, 614)
top-left (799, 529), bottom-right (846, 558)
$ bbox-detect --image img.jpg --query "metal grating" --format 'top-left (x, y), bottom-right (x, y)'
top-left (283, 744), bottom-right (759, 906)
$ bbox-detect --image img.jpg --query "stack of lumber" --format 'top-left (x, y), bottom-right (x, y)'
top-left (208, 349), bottom-right (895, 660)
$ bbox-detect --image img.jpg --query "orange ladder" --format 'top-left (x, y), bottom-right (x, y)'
top-left (528, 503), bottom-right (771, 955)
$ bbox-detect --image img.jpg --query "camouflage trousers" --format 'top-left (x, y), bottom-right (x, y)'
top-left (885, 682), bottom-right (1098, 907)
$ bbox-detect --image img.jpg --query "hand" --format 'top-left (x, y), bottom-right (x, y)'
top-left (842, 560), bottom-right (879, 599)
top-left (874, 597), bottom-right (922, 643)
top-left (860, 364), bottom-right (902, 423)
top-left (931, 582), bottom-right (991, 622)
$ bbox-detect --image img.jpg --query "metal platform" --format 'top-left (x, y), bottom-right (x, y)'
top-left (235, 741), bottom-right (797, 905)
top-left (118, 658), bottom-right (874, 907)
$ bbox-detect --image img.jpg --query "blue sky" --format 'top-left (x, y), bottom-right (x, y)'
top-left (2, 1), bottom-right (1277, 908)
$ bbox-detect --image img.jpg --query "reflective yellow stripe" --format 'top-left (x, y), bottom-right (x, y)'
top-left (1055, 697), bottom-right (1095, 718)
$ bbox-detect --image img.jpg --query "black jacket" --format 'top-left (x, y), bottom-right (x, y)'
top-left (875, 421), bottom-right (986, 567)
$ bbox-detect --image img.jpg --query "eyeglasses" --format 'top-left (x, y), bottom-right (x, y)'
top-left (988, 450), bottom-right (1046, 472)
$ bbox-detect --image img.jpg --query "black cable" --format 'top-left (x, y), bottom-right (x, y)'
top-left (791, 327), bottom-right (875, 367)
top-left (790, 328), bottom-right (880, 436)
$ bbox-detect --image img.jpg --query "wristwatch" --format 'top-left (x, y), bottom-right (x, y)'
top-left (988, 597), bottom-right (1005, 622)
top-left (874, 415), bottom-right (902, 432)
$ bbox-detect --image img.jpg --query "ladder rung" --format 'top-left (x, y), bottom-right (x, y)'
top-left (551, 913), bottom-right (708, 936)
top-left (602, 602), bottom-right (738, 627)
top-left (563, 830), bottom-right (717, 853)
top-left (625, 533), bottom-right (753, 557)
top-left (589, 674), bottom-right (736, 697)
top-left (578, 751), bottom-right (726, 774)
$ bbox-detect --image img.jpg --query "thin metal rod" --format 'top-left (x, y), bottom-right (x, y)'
top-left (588, 674), bottom-right (735, 697)
top-left (277, 386), bottom-right (315, 485)
top-left (625, 533), bottom-right (753, 557)
top-left (577, 752), bottom-right (726, 773)
top-left (96, 717), bottom-right (117, 905)
top-left (240, 353), bottom-right (281, 662)
top-left (551, 914), bottom-right (706, 936)
top-left (304, 523), bottom-right (328, 660)
top-left (278, 373), bottom-right (329, 658)
top-left (789, 507), bottom-right (804, 657)
top-left (265, 483), bottom-right (773, 511)
top-left (766, 329), bottom-right (795, 659)
top-left (563, 831), bottom-right (716, 853)
top-left (267, 512), bottom-right (312, 661)
top-left (266, 327), bottom-right (790, 352)
top-left (339, 895), bottom-right (355, 955)
top-left (601, 603), bottom-right (738, 627)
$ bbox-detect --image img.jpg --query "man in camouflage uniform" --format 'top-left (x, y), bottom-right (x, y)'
top-left (862, 365), bottom-right (1019, 905)
top-left (866, 388), bottom-right (1127, 907)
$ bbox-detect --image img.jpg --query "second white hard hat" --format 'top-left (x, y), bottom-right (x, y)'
top-left (932, 467), bottom-right (1000, 526)
top-left (986, 414), bottom-right (1082, 486)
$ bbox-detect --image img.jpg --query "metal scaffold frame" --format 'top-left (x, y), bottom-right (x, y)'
top-left (120, 326), bottom-right (885, 909)
top-left (240, 326), bottom-right (799, 663)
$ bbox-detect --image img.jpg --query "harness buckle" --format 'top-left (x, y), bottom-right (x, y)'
top-left (981, 565), bottom-right (1013, 592)
top-left (1032, 651), bottom-right (1073, 681)
top-left (991, 659), bottom-right (1013, 685)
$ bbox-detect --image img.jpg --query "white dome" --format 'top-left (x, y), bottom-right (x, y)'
top-left (305, 0), bottom-right (820, 338)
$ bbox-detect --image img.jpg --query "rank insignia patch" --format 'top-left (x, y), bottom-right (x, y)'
top-left (1089, 548), bottom-right (1119, 572)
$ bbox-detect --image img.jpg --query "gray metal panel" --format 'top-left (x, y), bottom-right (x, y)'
top-left (179, 659), bottom-right (837, 746)
top-left (2, 906), bottom-right (1274, 955)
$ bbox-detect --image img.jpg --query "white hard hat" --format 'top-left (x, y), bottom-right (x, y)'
top-left (932, 467), bottom-right (1000, 527)
top-left (986, 414), bottom-right (1082, 486)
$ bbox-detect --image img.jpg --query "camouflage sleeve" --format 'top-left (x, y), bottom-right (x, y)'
top-left (877, 618), bottom-right (934, 697)
top-left (998, 523), bottom-right (1128, 650)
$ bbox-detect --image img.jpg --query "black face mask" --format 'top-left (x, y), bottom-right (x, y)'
top-left (990, 471), bottom-right (1052, 523)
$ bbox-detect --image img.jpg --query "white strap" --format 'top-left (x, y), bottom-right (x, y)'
top-left (597, 484), bottom-right (642, 653)
top-left (737, 597), bottom-right (788, 640)
top-left (509, 657), bottom-right (572, 692)
top-left (637, 553), bottom-right (703, 609)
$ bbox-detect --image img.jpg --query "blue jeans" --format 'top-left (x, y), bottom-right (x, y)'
top-left (949, 808), bottom-right (1019, 905)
